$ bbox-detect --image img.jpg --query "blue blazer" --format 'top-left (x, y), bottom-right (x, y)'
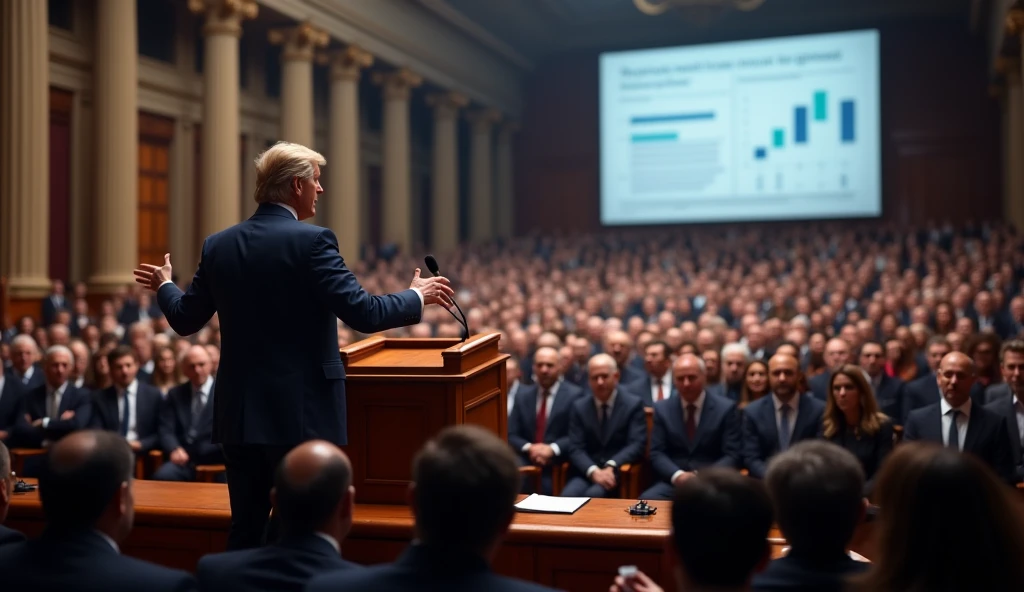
top-left (566, 391), bottom-right (647, 478)
top-left (985, 396), bottom-right (1024, 483)
top-left (0, 525), bottom-right (24, 546)
top-left (902, 373), bottom-right (941, 423)
top-left (808, 372), bottom-right (831, 401)
top-left (197, 534), bottom-right (359, 592)
top-left (624, 374), bottom-right (677, 407)
top-left (90, 383), bottom-right (164, 453)
top-left (507, 382), bottom-right (583, 458)
top-left (649, 392), bottom-right (742, 483)
top-left (873, 374), bottom-right (905, 423)
top-left (12, 384), bottom-right (92, 447)
top-left (742, 394), bottom-right (825, 479)
top-left (158, 381), bottom-right (221, 464)
top-left (0, 528), bottom-right (197, 592)
top-left (156, 203), bottom-right (421, 446)
top-left (904, 401), bottom-right (1015, 484)
top-left (0, 376), bottom-right (26, 441)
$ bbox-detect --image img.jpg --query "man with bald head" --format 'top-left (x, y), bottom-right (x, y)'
top-left (154, 345), bottom-right (223, 481)
top-left (507, 346), bottom-right (583, 494)
top-left (808, 338), bottom-right (850, 400)
top-left (12, 345), bottom-right (92, 454)
top-left (741, 354), bottom-right (825, 479)
top-left (640, 354), bottom-right (742, 500)
top-left (904, 351), bottom-right (1015, 483)
top-left (0, 431), bottom-right (197, 590)
top-left (197, 440), bottom-right (359, 590)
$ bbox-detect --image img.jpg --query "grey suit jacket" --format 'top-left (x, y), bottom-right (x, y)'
top-left (985, 383), bottom-right (1013, 405)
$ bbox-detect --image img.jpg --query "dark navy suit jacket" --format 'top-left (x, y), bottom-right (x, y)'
top-left (902, 373), bottom-right (940, 423)
top-left (156, 203), bottom-right (421, 446)
top-left (90, 382), bottom-right (163, 453)
top-left (306, 544), bottom-right (558, 592)
top-left (0, 528), bottom-right (197, 591)
top-left (0, 376), bottom-right (27, 442)
top-left (12, 384), bottom-right (92, 447)
top-left (985, 394), bottom-right (1024, 483)
top-left (742, 394), bottom-right (825, 478)
top-left (4, 365), bottom-right (44, 391)
top-left (904, 401), bottom-right (1015, 484)
top-left (159, 381), bottom-right (221, 464)
top-left (872, 374), bottom-right (905, 422)
top-left (0, 525), bottom-right (24, 546)
top-left (752, 552), bottom-right (869, 592)
top-left (625, 373), bottom-right (677, 407)
top-left (649, 392), bottom-right (742, 483)
top-left (507, 381), bottom-right (583, 459)
top-left (808, 372), bottom-right (831, 401)
top-left (566, 390), bottom-right (647, 478)
top-left (197, 534), bottom-right (358, 592)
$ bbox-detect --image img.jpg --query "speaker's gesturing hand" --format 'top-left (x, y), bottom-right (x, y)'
top-left (410, 268), bottom-right (454, 309)
top-left (134, 253), bottom-right (173, 292)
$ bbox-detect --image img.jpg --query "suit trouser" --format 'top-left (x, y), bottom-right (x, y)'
top-left (222, 444), bottom-right (292, 550)
top-left (562, 476), bottom-right (617, 498)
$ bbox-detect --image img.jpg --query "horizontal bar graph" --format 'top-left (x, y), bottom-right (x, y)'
top-left (841, 100), bottom-right (855, 142)
top-left (632, 132), bottom-right (678, 143)
top-left (630, 112), bottom-right (715, 124)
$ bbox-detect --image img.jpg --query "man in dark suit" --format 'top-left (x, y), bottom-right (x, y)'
top-left (902, 336), bottom-right (952, 423)
top-left (626, 340), bottom-right (676, 406)
top-left (603, 330), bottom-right (642, 386)
top-left (904, 352), bottom-right (1015, 484)
top-left (197, 440), bottom-right (360, 591)
top-left (5, 335), bottom-right (44, 391)
top-left (307, 425), bottom-right (558, 592)
top-left (90, 346), bottom-right (163, 455)
top-left (505, 357), bottom-right (521, 416)
top-left (154, 345), bottom-right (221, 481)
top-left (0, 370), bottom-right (26, 445)
top-left (507, 346), bottom-right (583, 494)
top-left (0, 442), bottom-right (25, 546)
top-left (641, 353), bottom-right (742, 500)
top-left (984, 340), bottom-right (1024, 483)
top-left (0, 430), bottom-right (197, 591)
top-left (809, 338), bottom-right (850, 400)
top-left (859, 341), bottom-right (904, 421)
top-left (743, 354), bottom-right (826, 479)
top-left (133, 142), bottom-right (453, 550)
top-left (753, 441), bottom-right (868, 592)
top-left (720, 342), bottom-right (750, 402)
top-left (11, 345), bottom-right (92, 453)
top-left (40, 279), bottom-right (68, 328)
top-left (563, 354), bottom-right (647, 497)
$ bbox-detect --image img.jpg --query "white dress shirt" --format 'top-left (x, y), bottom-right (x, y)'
top-left (0, 374), bottom-right (5, 403)
top-left (42, 381), bottom-right (69, 426)
top-left (16, 364), bottom-right (35, 385)
top-left (648, 372), bottom-right (673, 404)
top-left (1014, 396), bottom-right (1024, 448)
top-left (95, 530), bottom-right (120, 553)
top-left (314, 532), bottom-right (341, 554)
top-left (939, 396), bottom-right (971, 452)
top-left (773, 393), bottom-right (799, 445)
top-left (506, 379), bottom-right (520, 416)
top-left (522, 380), bottom-right (564, 455)
top-left (586, 390), bottom-right (619, 478)
top-left (73, 376), bottom-right (85, 389)
top-left (193, 375), bottom-right (213, 417)
top-left (671, 390), bottom-right (706, 483)
top-left (117, 379), bottom-right (140, 442)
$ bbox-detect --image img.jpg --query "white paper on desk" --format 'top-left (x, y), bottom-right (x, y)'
top-left (514, 494), bottom-right (590, 514)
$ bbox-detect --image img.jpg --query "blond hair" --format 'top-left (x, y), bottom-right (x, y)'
top-left (253, 141), bottom-right (326, 205)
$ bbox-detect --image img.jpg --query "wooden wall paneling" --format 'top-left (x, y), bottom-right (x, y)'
top-left (138, 112), bottom-right (175, 267)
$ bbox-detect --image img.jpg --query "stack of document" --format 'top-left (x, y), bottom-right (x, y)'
top-left (514, 494), bottom-right (590, 514)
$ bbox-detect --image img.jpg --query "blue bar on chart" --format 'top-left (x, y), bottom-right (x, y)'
top-left (841, 100), bottom-right (855, 142)
top-left (754, 147), bottom-right (767, 160)
top-left (794, 106), bottom-right (808, 143)
top-left (632, 132), bottom-right (678, 143)
top-left (630, 112), bottom-right (715, 124)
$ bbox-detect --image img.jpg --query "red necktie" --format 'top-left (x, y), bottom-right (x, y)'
top-left (657, 382), bottom-right (664, 402)
top-left (685, 403), bottom-right (697, 440)
top-left (535, 389), bottom-right (549, 444)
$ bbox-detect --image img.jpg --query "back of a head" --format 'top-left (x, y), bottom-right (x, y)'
top-left (765, 440), bottom-right (864, 559)
top-left (273, 443), bottom-right (352, 536)
top-left (254, 141), bottom-right (325, 205)
top-left (856, 443), bottom-right (1024, 591)
top-left (672, 469), bottom-right (774, 589)
top-left (39, 430), bottom-right (133, 530)
top-left (412, 425), bottom-right (520, 554)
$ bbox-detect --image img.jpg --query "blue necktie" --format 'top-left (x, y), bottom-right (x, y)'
top-left (779, 404), bottom-right (792, 451)
top-left (947, 409), bottom-right (960, 451)
top-left (120, 392), bottom-right (130, 437)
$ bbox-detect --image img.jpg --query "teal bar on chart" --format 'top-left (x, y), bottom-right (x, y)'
top-left (631, 132), bottom-right (678, 143)
top-left (814, 91), bottom-right (827, 120)
top-left (772, 129), bottom-right (784, 148)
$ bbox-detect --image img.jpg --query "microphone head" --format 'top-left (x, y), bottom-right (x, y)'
top-left (424, 255), bottom-right (440, 276)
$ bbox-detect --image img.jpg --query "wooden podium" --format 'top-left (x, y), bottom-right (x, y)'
top-left (339, 332), bottom-right (509, 504)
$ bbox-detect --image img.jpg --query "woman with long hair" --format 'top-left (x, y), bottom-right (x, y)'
top-left (84, 345), bottom-right (112, 391)
top-left (149, 345), bottom-right (183, 396)
top-left (739, 360), bottom-right (769, 409)
top-left (820, 364), bottom-right (893, 496)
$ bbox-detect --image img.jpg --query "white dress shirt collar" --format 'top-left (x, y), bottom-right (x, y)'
top-left (314, 532), bottom-right (341, 555)
top-left (772, 392), bottom-right (798, 413)
top-left (939, 395), bottom-right (972, 418)
top-left (95, 530), bottom-right (120, 553)
top-left (683, 390), bottom-right (706, 411)
top-left (594, 389), bottom-right (618, 414)
top-left (271, 202), bottom-right (298, 220)
top-left (18, 365), bottom-right (34, 382)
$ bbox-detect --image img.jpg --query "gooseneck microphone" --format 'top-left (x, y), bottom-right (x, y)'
top-left (424, 255), bottom-right (469, 341)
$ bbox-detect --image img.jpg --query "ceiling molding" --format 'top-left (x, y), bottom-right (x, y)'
top-left (416, 0), bottom-right (535, 71)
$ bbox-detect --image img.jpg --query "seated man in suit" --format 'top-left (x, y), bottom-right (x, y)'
top-left (720, 342), bottom-right (751, 402)
top-left (985, 339), bottom-right (1024, 483)
top-left (90, 345), bottom-right (162, 455)
top-left (0, 369), bottom-right (27, 445)
top-left (153, 345), bottom-right (222, 481)
top-left (5, 335), bottom-right (44, 390)
top-left (859, 341), bottom-right (904, 421)
top-left (563, 353), bottom-right (647, 497)
top-left (904, 351), bottom-right (1015, 484)
top-left (197, 440), bottom-right (360, 591)
top-left (809, 338), bottom-right (850, 400)
top-left (0, 442), bottom-right (25, 545)
top-left (0, 430), bottom-right (197, 591)
top-left (753, 441), bottom-right (868, 592)
top-left (505, 357), bottom-right (521, 416)
top-left (307, 425), bottom-right (558, 592)
top-left (604, 330), bottom-right (642, 386)
top-left (902, 336), bottom-right (952, 423)
top-left (11, 345), bottom-right (92, 453)
top-left (627, 340), bottom-right (676, 406)
top-left (507, 346), bottom-right (583, 494)
top-left (743, 354), bottom-right (826, 479)
top-left (641, 353), bottom-right (742, 500)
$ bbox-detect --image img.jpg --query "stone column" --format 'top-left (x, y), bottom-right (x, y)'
top-left (325, 45), bottom-right (373, 261)
top-left (0, 0), bottom-right (50, 296)
top-left (467, 108), bottom-right (501, 243)
top-left (373, 69), bottom-right (422, 253)
top-left (90, 0), bottom-right (139, 292)
top-left (270, 23), bottom-right (328, 147)
top-left (189, 0), bottom-right (257, 239)
top-left (169, 120), bottom-right (197, 273)
top-left (426, 92), bottom-right (468, 254)
top-left (495, 122), bottom-right (518, 240)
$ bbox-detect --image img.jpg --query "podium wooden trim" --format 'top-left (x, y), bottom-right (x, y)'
top-left (340, 332), bottom-right (509, 504)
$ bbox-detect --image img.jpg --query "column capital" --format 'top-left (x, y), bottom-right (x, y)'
top-left (372, 68), bottom-right (423, 101)
top-left (466, 107), bottom-right (502, 130)
top-left (188, 0), bottom-right (257, 36)
top-left (269, 22), bottom-right (330, 62)
top-left (426, 92), bottom-right (469, 119)
top-left (320, 45), bottom-right (374, 82)
top-left (1007, 9), bottom-right (1024, 36)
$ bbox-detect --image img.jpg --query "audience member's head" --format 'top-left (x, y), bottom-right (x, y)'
top-left (824, 338), bottom-right (851, 372)
top-left (272, 440), bottom-right (354, 545)
top-left (823, 364), bottom-right (886, 438)
top-left (924, 336), bottom-right (952, 371)
top-left (936, 351), bottom-right (975, 408)
top-left (722, 343), bottom-right (750, 387)
top-left (9, 334), bottom-right (37, 374)
top-left (43, 345), bottom-right (74, 389)
top-left (106, 345), bottom-right (139, 389)
top-left (181, 345), bottom-right (212, 388)
top-left (858, 341), bottom-right (885, 378)
top-left (0, 441), bottom-right (12, 524)
top-left (767, 354), bottom-right (800, 402)
top-left (587, 353), bottom-right (620, 402)
top-left (1000, 339), bottom-right (1024, 396)
top-left (644, 340), bottom-right (672, 379)
top-left (672, 353), bottom-right (706, 403)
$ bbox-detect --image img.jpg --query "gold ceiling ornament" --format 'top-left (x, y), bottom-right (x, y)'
top-left (633, 0), bottom-right (767, 16)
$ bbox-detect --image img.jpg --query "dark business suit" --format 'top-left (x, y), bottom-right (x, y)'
top-left (12, 384), bottom-right (92, 448)
top-left (89, 382), bottom-right (163, 453)
top-left (562, 390), bottom-right (647, 497)
top-left (5, 365), bottom-right (44, 391)
top-left (901, 373), bottom-right (940, 423)
top-left (154, 381), bottom-right (222, 481)
top-left (507, 382), bottom-right (583, 494)
top-left (0, 525), bottom-right (24, 546)
top-left (625, 373), bottom-right (676, 407)
top-left (0, 376), bottom-right (26, 443)
top-left (41, 294), bottom-right (67, 327)
top-left (985, 393), bottom-right (1024, 483)
top-left (641, 392), bottom-right (742, 500)
top-left (306, 544), bottom-right (558, 592)
top-left (871, 374), bottom-right (905, 423)
top-left (808, 372), bottom-right (832, 401)
top-left (742, 394), bottom-right (826, 479)
top-left (197, 534), bottom-right (359, 592)
top-left (903, 401), bottom-right (1016, 484)
top-left (822, 419), bottom-right (894, 496)
top-left (0, 528), bottom-right (197, 591)
top-left (617, 363), bottom-right (641, 388)
top-left (985, 383), bottom-right (1013, 406)
top-left (752, 552), bottom-right (869, 592)
top-left (156, 202), bottom-right (421, 550)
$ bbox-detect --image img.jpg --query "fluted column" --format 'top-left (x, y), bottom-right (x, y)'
top-left (427, 92), bottom-right (468, 254)
top-left (466, 109), bottom-right (501, 243)
top-left (325, 46), bottom-right (373, 261)
top-left (0, 1), bottom-right (50, 296)
top-left (90, 0), bottom-right (139, 291)
top-left (270, 23), bottom-right (328, 147)
top-left (189, 0), bottom-right (257, 239)
top-left (495, 122), bottom-right (518, 240)
top-left (373, 69), bottom-right (422, 253)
